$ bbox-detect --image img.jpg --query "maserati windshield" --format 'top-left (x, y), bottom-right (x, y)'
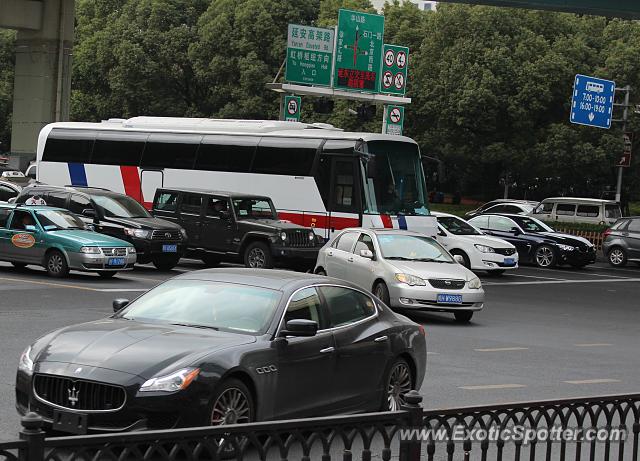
top-left (118, 280), bottom-right (281, 334)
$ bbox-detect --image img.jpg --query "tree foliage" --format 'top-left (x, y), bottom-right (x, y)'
top-left (0, 30), bottom-right (15, 153)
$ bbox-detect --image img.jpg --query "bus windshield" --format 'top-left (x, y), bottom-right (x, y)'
top-left (362, 141), bottom-right (429, 216)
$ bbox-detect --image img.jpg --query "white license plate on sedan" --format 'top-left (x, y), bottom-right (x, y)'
top-left (437, 294), bottom-right (463, 304)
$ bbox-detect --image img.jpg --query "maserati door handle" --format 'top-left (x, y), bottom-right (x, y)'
top-left (374, 336), bottom-right (388, 343)
top-left (320, 347), bottom-right (335, 354)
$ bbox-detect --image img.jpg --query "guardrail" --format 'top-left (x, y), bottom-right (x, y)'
top-left (1, 392), bottom-right (638, 460)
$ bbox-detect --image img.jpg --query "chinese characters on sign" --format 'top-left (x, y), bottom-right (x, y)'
top-left (334, 9), bottom-right (385, 93)
top-left (286, 25), bottom-right (335, 87)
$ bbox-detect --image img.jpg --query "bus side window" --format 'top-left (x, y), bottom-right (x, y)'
top-left (333, 160), bottom-right (355, 212)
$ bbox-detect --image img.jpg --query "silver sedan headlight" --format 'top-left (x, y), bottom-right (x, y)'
top-left (468, 277), bottom-right (482, 289)
top-left (474, 244), bottom-right (495, 253)
top-left (395, 273), bottom-right (426, 286)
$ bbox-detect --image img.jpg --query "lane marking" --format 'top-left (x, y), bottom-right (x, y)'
top-left (484, 277), bottom-right (640, 286)
top-left (574, 343), bottom-right (613, 347)
top-left (501, 273), bottom-right (565, 281)
top-left (459, 384), bottom-right (527, 390)
top-left (427, 351), bottom-right (439, 355)
top-left (474, 347), bottom-right (529, 352)
top-left (0, 276), bottom-right (149, 293)
top-left (526, 267), bottom-right (634, 279)
top-left (563, 379), bottom-right (620, 385)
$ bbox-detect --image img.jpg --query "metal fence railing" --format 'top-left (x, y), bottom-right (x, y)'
top-left (1, 392), bottom-right (639, 461)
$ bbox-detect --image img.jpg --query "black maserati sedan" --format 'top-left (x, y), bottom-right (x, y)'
top-left (468, 214), bottom-right (597, 268)
top-left (16, 269), bottom-right (426, 434)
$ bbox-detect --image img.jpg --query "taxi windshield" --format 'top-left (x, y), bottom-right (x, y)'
top-left (35, 210), bottom-right (86, 231)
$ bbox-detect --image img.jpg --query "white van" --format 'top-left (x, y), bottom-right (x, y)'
top-left (532, 197), bottom-right (622, 225)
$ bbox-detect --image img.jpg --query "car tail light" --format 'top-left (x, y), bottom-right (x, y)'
top-left (603, 228), bottom-right (612, 238)
top-left (418, 325), bottom-right (426, 336)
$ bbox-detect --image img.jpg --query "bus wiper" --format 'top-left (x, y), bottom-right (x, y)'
top-left (171, 322), bottom-right (219, 331)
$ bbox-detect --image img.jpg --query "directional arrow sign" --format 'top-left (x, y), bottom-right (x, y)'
top-left (570, 74), bottom-right (615, 129)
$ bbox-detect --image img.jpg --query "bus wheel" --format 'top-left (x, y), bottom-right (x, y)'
top-left (244, 242), bottom-right (273, 269)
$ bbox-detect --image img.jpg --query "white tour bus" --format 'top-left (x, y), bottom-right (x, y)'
top-left (35, 117), bottom-right (437, 239)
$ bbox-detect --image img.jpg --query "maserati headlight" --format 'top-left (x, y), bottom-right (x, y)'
top-left (474, 244), bottom-right (495, 253)
top-left (138, 368), bottom-right (200, 393)
top-left (468, 277), bottom-right (482, 289)
top-left (395, 273), bottom-right (426, 286)
top-left (558, 244), bottom-right (574, 251)
top-left (18, 345), bottom-right (34, 375)
top-left (80, 246), bottom-right (101, 254)
top-left (124, 228), bottom-right (151, 239)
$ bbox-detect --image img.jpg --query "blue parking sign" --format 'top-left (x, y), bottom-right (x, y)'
top-left (570, 74), bottom-right (615, 129)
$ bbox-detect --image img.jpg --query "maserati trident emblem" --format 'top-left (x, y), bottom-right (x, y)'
top-left (68, 386), bottom-right (79, 407)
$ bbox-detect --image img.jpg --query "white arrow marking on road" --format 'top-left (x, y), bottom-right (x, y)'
top-left (588, 112), bottom-right (595, 122)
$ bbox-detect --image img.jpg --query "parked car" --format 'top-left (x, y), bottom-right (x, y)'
top-left (532, 197), bottom-right (622, 226)
top-left (602, 217), bottom-right (640, 267)
top-left (468, 214), bottom-right (597, 268)
top-left (0, 204), bottom-right (136, 277)
top-left (152, 188), bottom-right (324, 269)
top-left (0, 168), bottom-right (33, 188)
top-left (314, 228), bottom-right (484, 323)
top-left (16, 185), bottom-right (186, 270)
top-left (464, 199), bottom-right (538, 219)
top-left (16, 269), bottom-right (426, 433)
top-left (0, 179), bottom-right (21, 203)
top-left (24, 162), bottom-right (37, 180)
top-left (432, 211), bottom-right (518, 275)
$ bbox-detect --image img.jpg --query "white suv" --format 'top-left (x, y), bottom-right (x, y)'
top-left (433, 212), bottom-right (518, 275)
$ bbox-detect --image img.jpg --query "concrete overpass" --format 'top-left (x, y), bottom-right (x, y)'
top-left (1, 0), bottom-right (73, 169)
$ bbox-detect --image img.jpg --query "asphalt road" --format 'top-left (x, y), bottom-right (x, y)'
top-left (0, 259), bottom-right (639, 442)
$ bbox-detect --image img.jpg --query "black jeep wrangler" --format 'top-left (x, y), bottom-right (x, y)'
top-left (152, 188), bottom-right (324, 269)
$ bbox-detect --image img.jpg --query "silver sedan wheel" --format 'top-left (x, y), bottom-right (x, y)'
top-left (387, 362), bottom-right (412, 411)
top-left (210, 388), bottom-right (251, 426)
top-left (535, 246), bottom-right (555, 267)
top-left (247, 248), bottom-right (266, 268)
top-left (609, 248), bottom-right (625, 266)
top-left (47, 254), bottom-right (64, 274)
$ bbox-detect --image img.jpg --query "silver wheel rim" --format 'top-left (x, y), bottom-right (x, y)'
top-left (248, 248), bottom-right (266, 268)
top-left (375, 285), bottom-right (386, 300)
top-left (535, 247), bottom-right (554, 267)
top-left (48, 254), bottom-right (64, 274)
top-left (610, 249), bottom-right (624, 265)
top-left (211, 388), bottom-right (251, 426)
top-left (387, 363), bottom-right (412, 411)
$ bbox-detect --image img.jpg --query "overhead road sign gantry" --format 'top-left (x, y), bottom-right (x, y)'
top-left (570, 74), bottom-right (615, 129)
top-left (266, 83), bottom-right (411, 106)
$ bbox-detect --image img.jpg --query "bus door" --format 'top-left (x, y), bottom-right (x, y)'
top-left (140, 169), bottom-right (164, 209)
top-left (326, 156), bottom-right (361, 235)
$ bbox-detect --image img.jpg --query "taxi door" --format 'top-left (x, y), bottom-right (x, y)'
top-left (0, 208), bottom-right (13, 260)
top-left (5, 210), bottom-right (46, 263)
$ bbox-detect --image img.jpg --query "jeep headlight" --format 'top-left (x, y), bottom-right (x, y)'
top-left (138, 368), bottom-right (200, 393)
top-left (80, 246), bottom-right (101, 254)
top-left (309, 231), bottom-right (315, 241)
top-left (18, 345), bottom-right (34, 375)
top-left (468, 277), bottom-right (482, 289)
top-left (474, 244), bottom-right (495, 253)
top-left (280, 232), bottom-right (287, 241)
top-left (124, 228), bottom-right (151, 239)
top-left (395, 273), bottom-right (426, 286)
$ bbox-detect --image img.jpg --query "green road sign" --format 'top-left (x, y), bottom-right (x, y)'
top-left (334, 9), bottom-right (385, 93)
top-left (380, 44), bottom-right (408, 95)
top-left (286, 24), bottom-right (335, 87)
top-left (384, 105), bottom-right (404, 136)
top-left (284, 95), bottom-right (301, 122)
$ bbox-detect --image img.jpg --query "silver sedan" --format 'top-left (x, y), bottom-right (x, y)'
top-left (314, 228), bottom-right (485, 323)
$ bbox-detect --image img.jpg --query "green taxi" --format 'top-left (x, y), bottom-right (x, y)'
top-left (0, 204), bottom-right (136, 278)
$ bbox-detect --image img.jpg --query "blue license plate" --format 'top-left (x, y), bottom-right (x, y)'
top-left (108, 258), bottom-right (125, 266)
top-left (162, 244), bottom-right (177, 253)
top-left (437, 294), bottom-right (463, 304)
top-left (504, 258), bottom-right (515, 266)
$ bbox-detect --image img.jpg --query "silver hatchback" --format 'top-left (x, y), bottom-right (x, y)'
top-left (315, 228), bottom-right (484, 323)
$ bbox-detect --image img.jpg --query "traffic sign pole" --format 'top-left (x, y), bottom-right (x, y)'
top-left (615, 85), bottom-right (631, 203)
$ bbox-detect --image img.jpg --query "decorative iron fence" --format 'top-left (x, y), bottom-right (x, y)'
top-left (1, 392), bottom-right (639, 461)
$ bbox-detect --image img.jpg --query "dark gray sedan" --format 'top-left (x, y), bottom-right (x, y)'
top-left (16, 269), bottom-right (426, 434)
top-left (603, 217), bottom-right (640, 267)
